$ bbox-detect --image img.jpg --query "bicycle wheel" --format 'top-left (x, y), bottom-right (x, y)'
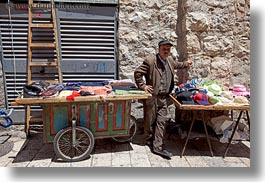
top-left (53, 126), bottom-right (94, 162)
top-left (112, 115), bottom-right (137, 143)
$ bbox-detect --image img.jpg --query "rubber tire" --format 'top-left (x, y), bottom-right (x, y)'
top-left (112, 115), bottom-right (137, 143)
top-left (53, 126), bottom-right (94, 162)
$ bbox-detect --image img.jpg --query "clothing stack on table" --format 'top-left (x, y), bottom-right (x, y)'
top-left (173, 79), bottom-right (250, 106)
top-left (173, 79), bottom-right (250, 146)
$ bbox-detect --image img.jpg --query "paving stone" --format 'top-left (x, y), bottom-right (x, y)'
top-left (224, 162), bottom-right (247, 167)
top-left (10, 149), bottom-right (39, 164)
top-left (241, 141), bottom-right (250, 148)
top-left (0, 156), bottom-right (14, 167)
top-left (49, 161), bottom-right (71, 167)
top-left (223, 156), bottom-right (243, 163)
top-left (147, 153), bottom-right (171, 167)
top-left (130, 153), bottom-right (151, 167)
top-left (202, 156), bottom-right (228, 167)
top-left (70, 159), bottom-right (92, 167)
top-left (185, 156), bottom-right (209, 167)
top-left (130, 143), bottom-right (148, 154)
top-left (169, 156), bottom-right (190, 167)
top-left (239, 157), bottom-right (250, 167)
top-left (7, 161), bottom-right (30, 167)
top-left (111, 153), bottom-right (131, 167)
top-left (26, 149), bottom-right (55, 167)
top-left (92, 153), bottom-right (112, 167)
top-left (27, 158), bottom-right (52, 167)
top-left (12, 140), bottom-right (27, 152)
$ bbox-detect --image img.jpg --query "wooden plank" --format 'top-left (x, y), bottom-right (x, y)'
top-left (14, 93), bottom-right (152, 105)
top-left (29, 116), bottom-right (43, 122)
top-left (29, 62), bottom-right (58, 66)
top-left (30, 43), bottom-right (56, 48)
top-left (169, 94), bottom-right (250, 111)
top-left (31, 24), bottom-right (53, 28)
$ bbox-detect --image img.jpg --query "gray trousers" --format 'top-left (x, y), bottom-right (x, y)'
top-left (143, 95), bottom-right (168, 151)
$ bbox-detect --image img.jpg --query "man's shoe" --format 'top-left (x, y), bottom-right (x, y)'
top-left (153, 149), bottom-right (173, 159)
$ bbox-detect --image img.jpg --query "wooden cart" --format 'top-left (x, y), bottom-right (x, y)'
top-left (15, 94), bottom-right (151, 161)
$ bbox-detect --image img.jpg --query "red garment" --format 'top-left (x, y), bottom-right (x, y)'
top-left (66, 91), bottom-right (80, 101)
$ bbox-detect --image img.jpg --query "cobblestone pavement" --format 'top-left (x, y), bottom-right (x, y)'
top-left (0, 125), bottom-right (250, 167)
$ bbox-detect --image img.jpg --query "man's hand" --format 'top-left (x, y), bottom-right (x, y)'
top-left (144, 85), bottom-right (154, 94)
top-left (187, 59), bottom-right (193, 67)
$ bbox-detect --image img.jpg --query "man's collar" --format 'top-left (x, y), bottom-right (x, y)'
top-left (157, 54), bottom-right (167, 65)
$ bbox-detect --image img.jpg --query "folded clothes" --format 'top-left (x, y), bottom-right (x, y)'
top-left (114, 90), bottom-right (130, 95)
top-left (80, 85), bottom-right (112, 95)
top-left (47, 84), bottom-right (65, 92)
top-left (80, 81), bottom-right (109, 86)
top-left (108, 79), bottom-right (133, 84)
top-left (59, 90), bottom-right (73, 97)
top-left (65, 82), bottom-right (82, 87)
top-left (114, 89), bottom-right (146, 95)
top-left (63, 86), bottom-right (79, 91)
top-left (40, 88), bottom-right (59, 98)
top-left (112, 85), bottom-right (138, 91)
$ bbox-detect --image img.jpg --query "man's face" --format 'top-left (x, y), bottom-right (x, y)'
top-left (159, 45), bottom-right (171, 59)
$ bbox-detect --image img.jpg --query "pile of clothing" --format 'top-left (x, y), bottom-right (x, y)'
top-left (173, 79), bottom-right (250, 106)
top-left (22, 79), bottom-right (146, 101)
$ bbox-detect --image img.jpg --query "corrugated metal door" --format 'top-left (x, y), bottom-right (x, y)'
top-left (0, 3), bottom-right (118, 123)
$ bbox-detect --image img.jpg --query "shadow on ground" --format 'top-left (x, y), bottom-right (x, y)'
top-left (10, 120), bottom-right (250, 164)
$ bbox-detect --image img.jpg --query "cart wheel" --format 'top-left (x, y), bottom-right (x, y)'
top-left (53, 126), bottom-right (94, 162)
top-left (112, 115), bottom-right (137, 143)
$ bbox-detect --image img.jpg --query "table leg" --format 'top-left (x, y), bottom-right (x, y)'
top-left (181, 111), bottom-right (196, 158)
top-left (246, 111), bottom-right (250, 132)
top-left (223, 110), bottom-right (243, 158)
top-left (201, 111), bottom-right (213, 157)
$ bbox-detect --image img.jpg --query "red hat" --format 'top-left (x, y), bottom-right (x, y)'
top-left (194, 92), bottom-right (211, 105)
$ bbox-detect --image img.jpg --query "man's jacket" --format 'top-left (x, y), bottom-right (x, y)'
top-left (134, 54), bottom-right (189, 96)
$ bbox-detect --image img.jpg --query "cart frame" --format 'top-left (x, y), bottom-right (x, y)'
top-left (14, 94), bottom-right (151, 161)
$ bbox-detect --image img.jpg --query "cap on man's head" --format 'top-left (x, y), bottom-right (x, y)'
top-left (158, 39), bottom-right (173, 47)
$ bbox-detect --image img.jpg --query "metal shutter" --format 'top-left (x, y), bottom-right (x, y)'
top-left (0, 4), bottom-right (118, 123)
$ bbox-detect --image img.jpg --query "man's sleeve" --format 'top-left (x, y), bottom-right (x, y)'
top-left (173, 58), bottom-right (190, 69)
top-left (134, 60), bottom-right (149, 90)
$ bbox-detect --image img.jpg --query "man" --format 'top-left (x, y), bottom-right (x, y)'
top-left (134, 39), bottom-right (192, 159)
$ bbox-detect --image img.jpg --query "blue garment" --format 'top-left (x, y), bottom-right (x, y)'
top-left (80, 81), bottom-right (109, 86)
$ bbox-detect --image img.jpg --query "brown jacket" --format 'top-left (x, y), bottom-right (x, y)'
top-left (134, 54), bottom-right (189, 96)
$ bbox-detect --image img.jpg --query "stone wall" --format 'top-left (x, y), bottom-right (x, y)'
top-left (118, 0), bottom-right (250, 89)
top-left (185, 0), bottom-right (250, 88)
top-left (118, 0), bottom-right (179, 81)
